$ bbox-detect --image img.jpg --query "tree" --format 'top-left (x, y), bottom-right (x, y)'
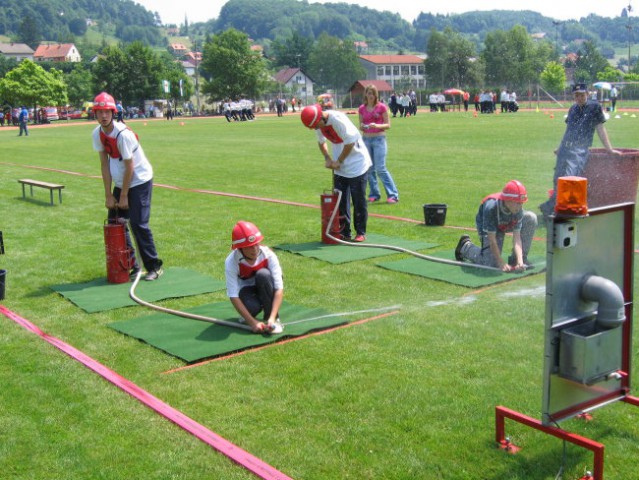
top-left (574, 41), bottom-right (611, 84)
top-left (64, 64), bottom-right (94, 107)
top-left (92, 45), bottom-right (131, 102)
top-left (200, 28), bottom-right (267, 100)
top-left (482, 25), bottom-right (555, 90)
top-left (18, 14), bottom-right (40, 49)
top-left (157, 52), bottom-right (193, 103)
top-left (424, 29), bottom-right (449, 89)
top-left (0, 59), bottom-right (68, 112)
top-left (92, 43), bottom-right (166, 105)
top-left (307, 33), bottom-right (365, 93)
top-left (124, 42), bottom-right (163, 105)
top-left (269, 31), bottom-right (313, 70)
top-left (540, 61), bottom-right (567, 94)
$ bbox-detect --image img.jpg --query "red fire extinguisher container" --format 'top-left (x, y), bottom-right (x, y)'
top-left (104, 220), bottom-right (133, 284)
top-left (320, 191), bottom-right (341, 244)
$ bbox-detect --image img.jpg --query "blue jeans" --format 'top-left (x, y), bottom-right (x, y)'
top-left (109, 179), bottom-right (162, 272)
top-left (363, 136), bottom-right (398, 200)
top-left (334, 171), bottom-right (368, 238)
top-left (19, 121), bottom-right (28, 136)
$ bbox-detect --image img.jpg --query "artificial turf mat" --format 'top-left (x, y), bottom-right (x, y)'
top-left (108, 301), bottom-right (354, 362)
top-left (275, 232), bottom-right (439, 264)
top-left (51, 267), bottom-right (225, 313)
top-left (377, 251), bottom-right (546, 288)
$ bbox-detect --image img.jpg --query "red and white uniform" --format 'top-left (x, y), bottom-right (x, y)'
top-left (92, 121), bottom-right (153, 188)
top-left (315, 110), bottom-right (371, 178)
top-left (224, 246), bottom-right (283, 298)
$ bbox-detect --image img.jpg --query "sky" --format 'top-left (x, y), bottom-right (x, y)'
top-left (134, 0), bottom-right (633, 26)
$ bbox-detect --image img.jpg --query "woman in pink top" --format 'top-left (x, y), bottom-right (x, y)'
top-left (358, 85), bottom-right (399, 203)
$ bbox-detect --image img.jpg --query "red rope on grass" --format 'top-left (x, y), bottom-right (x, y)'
top-left (0, 305), bottom-right (292, 480)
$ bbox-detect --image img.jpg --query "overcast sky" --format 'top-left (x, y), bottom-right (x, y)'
top-left (134, 0), bottom-right (633, 26)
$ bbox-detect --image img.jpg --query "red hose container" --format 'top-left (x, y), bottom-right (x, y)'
top-left (320, 191), bottom-right (341, 244)
top-left (104, 220), bottom-right (133, 284)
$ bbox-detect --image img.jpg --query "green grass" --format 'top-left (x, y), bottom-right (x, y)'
top-left (0, 108), bottom-right (638, 479)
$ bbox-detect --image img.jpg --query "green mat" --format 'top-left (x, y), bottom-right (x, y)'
top-left (108, 301), bottom-right (356, 362)
top-left (51, 267), bottom-right (225, 313)
top-left (377, 251), bottom-right (545, 288)
top-left (275, 233), bottom-right (439, 264)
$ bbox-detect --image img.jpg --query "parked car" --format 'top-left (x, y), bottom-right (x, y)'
top-left (47, 107), bottom-right (59, 121)
top-left (60, 109), bottom-right (84, 120)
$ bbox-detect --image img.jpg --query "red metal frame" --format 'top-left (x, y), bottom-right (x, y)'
top-left (495, 406), bottom-right (605, 479)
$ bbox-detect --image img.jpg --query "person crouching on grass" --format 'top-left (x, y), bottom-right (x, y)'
top-left (455, 180), bottom-right (538, 272)
top-left (225, 221), bottom-right (284, 333)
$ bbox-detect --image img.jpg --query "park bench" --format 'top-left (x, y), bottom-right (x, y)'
top-left (18, 179), bottom-right (65, 205)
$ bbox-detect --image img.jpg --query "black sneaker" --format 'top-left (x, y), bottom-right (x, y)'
top-left (144, 267), bottom-right (163, 281)
top-left (455, 235), bottom-right (471, 261)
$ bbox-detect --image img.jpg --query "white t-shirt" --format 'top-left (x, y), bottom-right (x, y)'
top-left (225, 246), bottom-right (284, 298)
top-left (92, 121), bottom-right (153, 188)
top-left (315, 110), bottom-right (372, 178)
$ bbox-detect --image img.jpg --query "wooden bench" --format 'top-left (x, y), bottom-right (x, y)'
top-left (18, 179), bottom-right (65, 205)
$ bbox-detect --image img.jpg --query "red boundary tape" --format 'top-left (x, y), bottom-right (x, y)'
top-left (0, 305), bottom-right (292, 480)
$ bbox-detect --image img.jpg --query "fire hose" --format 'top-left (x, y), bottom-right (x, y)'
top-left (326, 188), bottom-right (500, 271)
top-left (129, 271), bottom-right (401, 333)
top-left (129, 270), bottom-right (254, 332)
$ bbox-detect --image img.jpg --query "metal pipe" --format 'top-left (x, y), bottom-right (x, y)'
top-left (580, 275), bottom-right (626, 329)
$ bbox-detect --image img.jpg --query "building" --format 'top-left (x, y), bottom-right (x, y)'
top-left (169, 43), bottom-right (188, 57)
top-left (348, 80), bottom-right (393, 105)
top-left (358, 55), bottom-right (426, 90)
top-left (34, 43), bottom-right (81, 62)
top-left (273, 67), bottom-right (314, 105)
top-left (0, 43), bottom-right (35, 61)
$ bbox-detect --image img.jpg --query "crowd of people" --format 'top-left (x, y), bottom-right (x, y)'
top-left (222, 99), bottom-right (255, 122)
top-left (388, 91), bottom-right (417, 117)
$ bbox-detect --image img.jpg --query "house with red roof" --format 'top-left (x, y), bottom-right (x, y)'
top-left (34, 43), bottom-right (81, 62)
top-left (358, 54), bottom-right (426, 91)
top-left (273, 67), bottom-right (314, 105)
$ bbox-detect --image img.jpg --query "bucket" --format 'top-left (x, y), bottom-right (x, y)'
top-left (0, 269), bottom-right (6, 300)
top-left (423, 204), bottom-right (447, 226)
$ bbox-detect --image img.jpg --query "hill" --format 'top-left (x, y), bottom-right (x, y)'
top-left (0, 0), bottom-right (633, 57)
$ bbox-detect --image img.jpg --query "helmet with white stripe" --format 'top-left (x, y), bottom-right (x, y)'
top-left (300, 104), bottom-right (323, 129)
top-left (231, 221), bottom-right (264, 249)
top-left (499, 180), bottom-right (528, 203)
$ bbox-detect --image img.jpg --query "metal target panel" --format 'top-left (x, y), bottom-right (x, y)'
top-left (542, 203), bottom-right (635, 425)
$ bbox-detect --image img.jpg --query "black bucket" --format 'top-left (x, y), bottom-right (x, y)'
top-left (423, 204), bottom-right (447, 226)
top-left (0, 269), bottom-right (5, 300)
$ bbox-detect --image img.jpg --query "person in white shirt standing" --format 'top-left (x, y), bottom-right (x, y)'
top-left (92, 92), bottom-right (164, 281)
top-left (301, 104), bottom-right (372, 242)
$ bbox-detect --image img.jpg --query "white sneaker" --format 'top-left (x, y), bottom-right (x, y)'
top-left (270, 319), bottom-right (284, 334)
top-left (238, 316), bottom-right (246, 324)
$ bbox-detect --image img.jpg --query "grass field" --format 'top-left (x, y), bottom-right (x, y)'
top-left (1, 107), bottom-right (638, 480)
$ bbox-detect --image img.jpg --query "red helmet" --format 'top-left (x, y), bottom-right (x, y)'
top-left (499, 180), bottom-right (528, 203)
top-left (231, 221), bottom-right (263, 249)
top-left (93, 92), bottom-right (117, 113)
top-left (300, 104), bottom-right (323, 129)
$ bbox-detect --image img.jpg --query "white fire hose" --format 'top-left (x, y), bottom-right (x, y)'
top-left (326, 188), bottom-right (500, 271)
top-left (129, 270), bottom-right (255, 332)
